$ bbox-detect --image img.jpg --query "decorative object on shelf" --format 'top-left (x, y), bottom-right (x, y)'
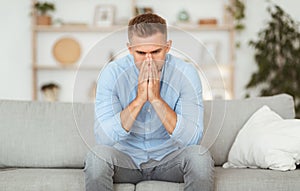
top-left (226, 0), bottom-right (246, 48)
top-left (52, 37), bottom-right (81, 66)
top-left (198, 18), bottom-right (218, 25)
top-left (135, 7), bottom-right (153, 16)
top-left (41, 83), bottom-right (60, 102)
top-left (177, 9), bottom-right (190, 22)
top-left (94, 5), bottom-right (115, 27)
top-left (34, 1), bottom-right (55, 25)
top-left (246, 4), bottom-right (300, 118)
top-left (175, 9), bottom-right (192, 27)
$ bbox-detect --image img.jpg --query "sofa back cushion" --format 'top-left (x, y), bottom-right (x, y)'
top-left (201, 94), bottom-right (295, 166)
top-left (0, 100), bottom-right (96, 168)
top-left (0, 94), bottom-right (295, 168)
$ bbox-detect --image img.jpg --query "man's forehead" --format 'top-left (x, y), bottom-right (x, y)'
top-left (129, 43), bottom-right (166, 49)
top-left (130, 32), bottom-right (166, 45)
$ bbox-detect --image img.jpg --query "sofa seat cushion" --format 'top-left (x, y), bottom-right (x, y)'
top-left (215, 167), bottom-right (300, 191)
top-left (136, 180), bottom-right (184, 191)
top-left (0, 168), bottom-right (135, 191)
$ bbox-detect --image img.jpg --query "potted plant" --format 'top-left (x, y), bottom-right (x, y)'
top-left (227, 0), bottom-right (246, 32)
top-left (227, 0), bottom-right (246, 48)
top-left (246, 4), bottom-right (300, 118)
top-left (34, 2), bottom-right (55, 25)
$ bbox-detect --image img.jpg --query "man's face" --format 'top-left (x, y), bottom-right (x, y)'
top-left (128, 32), bottom-right (172, 71)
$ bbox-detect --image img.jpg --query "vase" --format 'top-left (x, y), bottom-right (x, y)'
top-left (36, 15), bottom-right (52, 25)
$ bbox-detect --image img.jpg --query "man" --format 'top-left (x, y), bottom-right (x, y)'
top-left (84, 13), bottom-right (214, 191)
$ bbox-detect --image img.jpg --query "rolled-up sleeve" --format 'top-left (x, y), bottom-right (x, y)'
top-left (94, 64), bottom-right (130, 145)
top-left (170, 64), bottom-right (203, 146)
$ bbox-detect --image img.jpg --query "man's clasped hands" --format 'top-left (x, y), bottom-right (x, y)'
top-left (137, 54), bottom-right (162, 105)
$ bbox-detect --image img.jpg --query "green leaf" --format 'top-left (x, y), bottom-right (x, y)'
top-left (246, 3), bottom-right (300, 117)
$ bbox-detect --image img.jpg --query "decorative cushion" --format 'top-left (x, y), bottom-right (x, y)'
top-left (223, 105), bottom-right (300, 171)
top-left (201, 93), bottom-right (295, 166)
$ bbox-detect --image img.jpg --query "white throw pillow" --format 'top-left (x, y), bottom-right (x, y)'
top-left (223, 105), bottom-right (300, 171)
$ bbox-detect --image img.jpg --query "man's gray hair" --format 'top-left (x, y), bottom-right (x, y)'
top-left (128, 13), bottom-right (167, 43)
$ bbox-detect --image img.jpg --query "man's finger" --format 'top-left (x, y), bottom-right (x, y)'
top-left (150, 59), bottom-right (159, 80)
top-left (144, 61), bottom-right (149, 82)
top-left (138, 60), bottom-right (147, 82)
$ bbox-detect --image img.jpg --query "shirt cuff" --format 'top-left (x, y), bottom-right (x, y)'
top-left (170, 113), bottom-right (182, 138)
top-left (113, 111), bottom-right (130, 137)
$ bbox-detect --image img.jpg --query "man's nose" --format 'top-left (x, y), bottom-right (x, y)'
top-left (146, 53), bottom-right (152, 59)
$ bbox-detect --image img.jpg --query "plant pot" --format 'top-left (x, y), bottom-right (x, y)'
top-left (36, 15), bottom-right (52, 25)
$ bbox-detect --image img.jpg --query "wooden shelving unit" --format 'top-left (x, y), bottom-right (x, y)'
top-left (172, 25), bottom-right (233, 31)
top-left (31, 0), bottom-right (235, 101)
top-left (31, 0), bottom-right (38, 100)
top-left (33, 65), bottom-right (100, 71)
top-left (33, 25), bottom-right (127, 33)
top-left (33, 24), bottom-right (233, 33)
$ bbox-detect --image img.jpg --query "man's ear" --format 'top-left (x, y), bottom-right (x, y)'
top-left (127, 43), bottom-right (133, 55)
top-left (166, 40), bottom-right (172, 53)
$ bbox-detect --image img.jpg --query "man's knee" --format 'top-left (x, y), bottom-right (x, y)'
top-left (183, 145), bottom-right (214, 191)
top-left (86, 145), bottom-right (110, 161)
top-left (88, 145), bottom-right (116, 159)
top-left (84, 145), bottom-right (137, 171)
top-left (184, 145), bottom-right (214, 174)
top-left (84, 145), bottom-right (114, 174)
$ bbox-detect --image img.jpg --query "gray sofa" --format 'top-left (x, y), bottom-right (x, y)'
top-left (0, 94), bottom-right (299, 191)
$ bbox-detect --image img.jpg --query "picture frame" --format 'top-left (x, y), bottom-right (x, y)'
top-left (135, 6), bottom-right (153, 16)
top-left (94, 5), bottom-right (115, 27)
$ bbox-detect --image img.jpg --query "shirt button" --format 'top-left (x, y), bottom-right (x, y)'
top-left (147, 108), bottom-right (151, 112)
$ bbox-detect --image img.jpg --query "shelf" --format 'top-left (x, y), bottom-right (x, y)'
top-left (172, 24), bottom-right (233, 31)
top-left (33, 65), bottom-right (101, 71)
top-left (34, 64), bottom-right (232, 70)
top-left (33, 24), bottom-right (233, 33)
top-left (33, 25), bottom-right (127, 33)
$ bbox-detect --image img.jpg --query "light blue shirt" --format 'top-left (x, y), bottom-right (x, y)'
top-left (95, 53), bottom-right (203, 168)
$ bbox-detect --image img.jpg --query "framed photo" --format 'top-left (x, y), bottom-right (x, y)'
top-left (94, 5), bottom-right (115, 27)
top-left (135, 6), bottom-right (153, 16)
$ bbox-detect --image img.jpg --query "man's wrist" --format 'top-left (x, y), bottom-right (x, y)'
top-left (149, 97), bottom-right (163, 106)
top-left (134, 97), bottom-right (146, 107)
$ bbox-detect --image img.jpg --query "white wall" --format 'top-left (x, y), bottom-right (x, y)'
top-left (0, 0), bottom-right (299, 100)
top-left (0, 0), bottom-right (32, 100)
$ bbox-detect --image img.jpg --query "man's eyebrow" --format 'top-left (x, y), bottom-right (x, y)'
top-left (135, 48), bottom-right (163, 54)
top-left (150, 48), bottom-right (163, 53)
top-left (135, 50), bottom-right (146, 54)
